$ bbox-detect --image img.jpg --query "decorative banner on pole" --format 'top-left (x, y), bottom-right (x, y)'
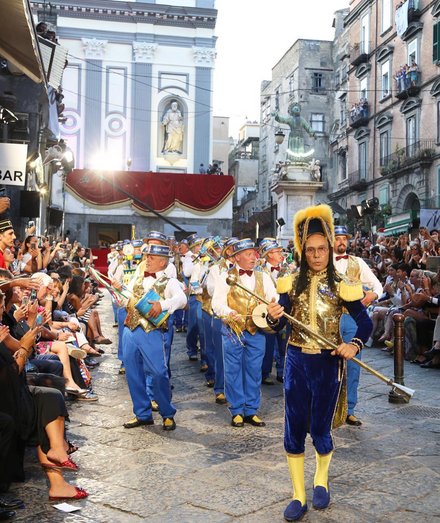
top-left (0, 143), bottom-right (27, 186)
top-left (420, 209), bottom-right (440, 230)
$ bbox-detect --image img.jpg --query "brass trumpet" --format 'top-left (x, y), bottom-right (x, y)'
top-left (225, 273), bottom-right (415, 402)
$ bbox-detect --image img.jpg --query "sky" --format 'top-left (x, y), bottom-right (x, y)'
top-left (213, 0), bottom-right (349, 137)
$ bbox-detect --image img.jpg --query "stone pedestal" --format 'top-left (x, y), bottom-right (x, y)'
top-left (272, 172), bottom-right (323, 244)
top-left (285, 164), bottom-right (312, 181)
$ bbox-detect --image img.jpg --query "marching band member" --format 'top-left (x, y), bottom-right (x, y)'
top-left (259, 240), bottom-right (288, 384)
top-left (122, 244), bottom-right (186, 431)
top-left (199, 237), bottom-right (222, 388)
top-left (174, 239), bottom-right (189, 333)
top-left (111, 241), bottom-right (133, 375)
top-left (212, 238), bottom-right (279, 428)
top-left (206, 237), bottom-right (239, 404)
top-left (183, 234), bottom-right (206, 369)
top-left (142, 232), bottom-right (179, 408)
top-left (333, 226), bottom-right (382, 426)
top-left (267, 205), bottom-right (372, 521)
top-left (108, 243), bottom-right (124, 327)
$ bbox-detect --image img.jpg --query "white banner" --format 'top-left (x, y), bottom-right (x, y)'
top-left (420, 209), bottom-right (440, 230)
top-left (0, 143), bottom-right (27, 186)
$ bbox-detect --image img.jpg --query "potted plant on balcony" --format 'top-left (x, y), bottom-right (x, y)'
top-left (418, 148), bottom-right (435, 160)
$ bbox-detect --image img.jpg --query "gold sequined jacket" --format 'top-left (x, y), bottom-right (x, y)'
top-left (287, 269), bottom-right (363, 354)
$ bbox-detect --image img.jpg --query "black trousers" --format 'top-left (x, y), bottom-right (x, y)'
top-left (0, 413), bottom-right (17, 491)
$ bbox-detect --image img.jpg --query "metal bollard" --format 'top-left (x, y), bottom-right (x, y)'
top-left (389, 313), bottom-right (408, 404)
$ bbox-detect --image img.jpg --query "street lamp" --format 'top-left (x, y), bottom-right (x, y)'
top-left (275, 129), bottom-right (286, 145)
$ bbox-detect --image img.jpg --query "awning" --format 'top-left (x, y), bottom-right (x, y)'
top-left (383, 224), bottom-right (410, 236)
top-left (0, 0), bottom-right (46, 84)
top-left (65, 170), bottom-right (235, 214)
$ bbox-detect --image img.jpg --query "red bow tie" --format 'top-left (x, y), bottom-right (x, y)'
top-left (335, 255), bottom-right (349, 261)
top-left (271, 266), bottom-right (280, 272)
top-left (144, 272), bottom-right (156, 278)
top-left (239, 269), bottom-right (253, 277)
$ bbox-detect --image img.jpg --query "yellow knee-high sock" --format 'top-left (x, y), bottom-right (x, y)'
top-left (314, 451), bottom-right (333, 490)
top-left (286, 453), bottom-right (306, 505)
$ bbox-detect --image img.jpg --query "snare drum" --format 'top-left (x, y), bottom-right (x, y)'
top-left (135, 289), bottom-right (169, 328)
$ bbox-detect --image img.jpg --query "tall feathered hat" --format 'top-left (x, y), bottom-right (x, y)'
top-left (293, 204), bottom-right (335, 256)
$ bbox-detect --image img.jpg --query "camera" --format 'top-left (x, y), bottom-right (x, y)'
top-left (30, 289), bottom-right (37, 300)
top-left (27, 220), bottom-right (35, 228)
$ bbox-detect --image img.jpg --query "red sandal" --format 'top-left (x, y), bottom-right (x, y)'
top-left (42, 457), bottom-right (79, 472)
top-left (49, 486), bottom-right (88, 502)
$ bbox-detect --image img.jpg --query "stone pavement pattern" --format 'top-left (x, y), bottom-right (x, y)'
top-left (9, 296), bottom-right (440, 522)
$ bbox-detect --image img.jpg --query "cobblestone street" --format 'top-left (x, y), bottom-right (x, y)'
top-left (10, 296), bottom-right (440, 522)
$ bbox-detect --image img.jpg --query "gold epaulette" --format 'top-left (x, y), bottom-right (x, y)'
top-left (277, 274), bottom-right (293, 294)
top-left (339, 276), bottom-right (364, 302)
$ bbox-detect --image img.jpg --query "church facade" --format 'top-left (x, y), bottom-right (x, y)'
top-left (32, 0), bottom-right (231, 245)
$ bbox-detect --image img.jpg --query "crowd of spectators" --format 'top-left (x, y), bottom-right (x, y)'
top-left (345, 226), bottom-right (440, 369)
top-left (349, 98), bottom-right (369, 124)
top-left (394, 62), bottom-right (419, 93)
top-left (0, 198), bottom-right (111, 516)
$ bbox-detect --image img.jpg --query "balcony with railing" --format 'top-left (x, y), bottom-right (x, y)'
top-left (350, 41), bottom-right (371, 66)
top-left (380, 140), bottom-right (436, 176)
top-left (347, 169), bottom-right (368, 191)
top-left (396, 0), bottom-right (421, 23)
top-left (349, 100), bottom-right (369, 128)
top-left (395, 67), bottom-right (421, 99)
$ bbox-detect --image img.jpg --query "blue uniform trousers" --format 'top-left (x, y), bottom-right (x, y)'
top-left (164, 314), bottom-right (174, 378)
top-left (174, 277), bottom-right (189, 329)
top-left (202, 310), bottom-right (215, 382)
top-left (123, 326), bottom-right (176, 420)
top-left (222, 327), bottom-right (265, 416)
top-left (117, 307), bottom-right (127, 363)
top-left (111, 300), bottom-right (118, 323)
top-left (263, 330), bottom-right (289, 380)
top-left (212, 317), bottom-right (224, 395)
top-left (174, 308), bottom-right (187, 329)
top-left (274, 327), bottom-right (289, 379)
top-left (340, 313), bottom-right (361, 416)
top-left (146, 315), bottom-right (175, 401)
top-left (284, 347), bottom-right (342, 455)
top-left (186, 295), bottom-right (206, 363)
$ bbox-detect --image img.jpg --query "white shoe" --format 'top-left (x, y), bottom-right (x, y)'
top-left (67, 345), bottom-right (87, 359)
top-left (364, 337), bottom-right (373, 348)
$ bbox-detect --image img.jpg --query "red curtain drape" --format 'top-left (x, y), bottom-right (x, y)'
top-left (65, 170), bottom-right (234, 213)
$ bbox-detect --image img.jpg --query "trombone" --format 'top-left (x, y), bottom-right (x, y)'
top-left (226, 273), bottom-right (415, 402)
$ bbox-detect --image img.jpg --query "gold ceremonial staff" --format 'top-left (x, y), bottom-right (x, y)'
top-left (226, 273), bottom-right (415, 402)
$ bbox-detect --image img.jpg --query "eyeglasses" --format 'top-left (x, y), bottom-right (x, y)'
top-left (304, 246), bottom-right (329, 257)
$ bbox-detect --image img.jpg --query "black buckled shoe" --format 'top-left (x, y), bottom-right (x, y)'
top-left (346, 415), bottom-right (362, 426)
top-left (243, 415), bottom-right (266, 427)
top-left (123, 417), bottom-right (154, 429)
top-left (231, 414), bottom-right (244, 427)
top-left (163, 418), bottom-right (176, 431)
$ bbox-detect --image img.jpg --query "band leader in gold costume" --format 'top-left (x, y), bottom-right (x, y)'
top-left (267, 205), bottom-right (372, 521)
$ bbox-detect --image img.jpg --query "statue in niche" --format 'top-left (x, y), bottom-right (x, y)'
top-left (162, 100), bottom-right (184, 154)
top-left (272, 102), bottom-right (316, 160)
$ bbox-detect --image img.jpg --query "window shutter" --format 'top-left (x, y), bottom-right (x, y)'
top-left (434, 22), bottom-right (439, 63)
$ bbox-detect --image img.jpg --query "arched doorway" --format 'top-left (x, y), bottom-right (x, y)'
top-left (402, 191), bottom-right (420, 211)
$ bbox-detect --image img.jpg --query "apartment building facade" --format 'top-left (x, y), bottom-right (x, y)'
top-left (328, 0), bottom-right (440, 235)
